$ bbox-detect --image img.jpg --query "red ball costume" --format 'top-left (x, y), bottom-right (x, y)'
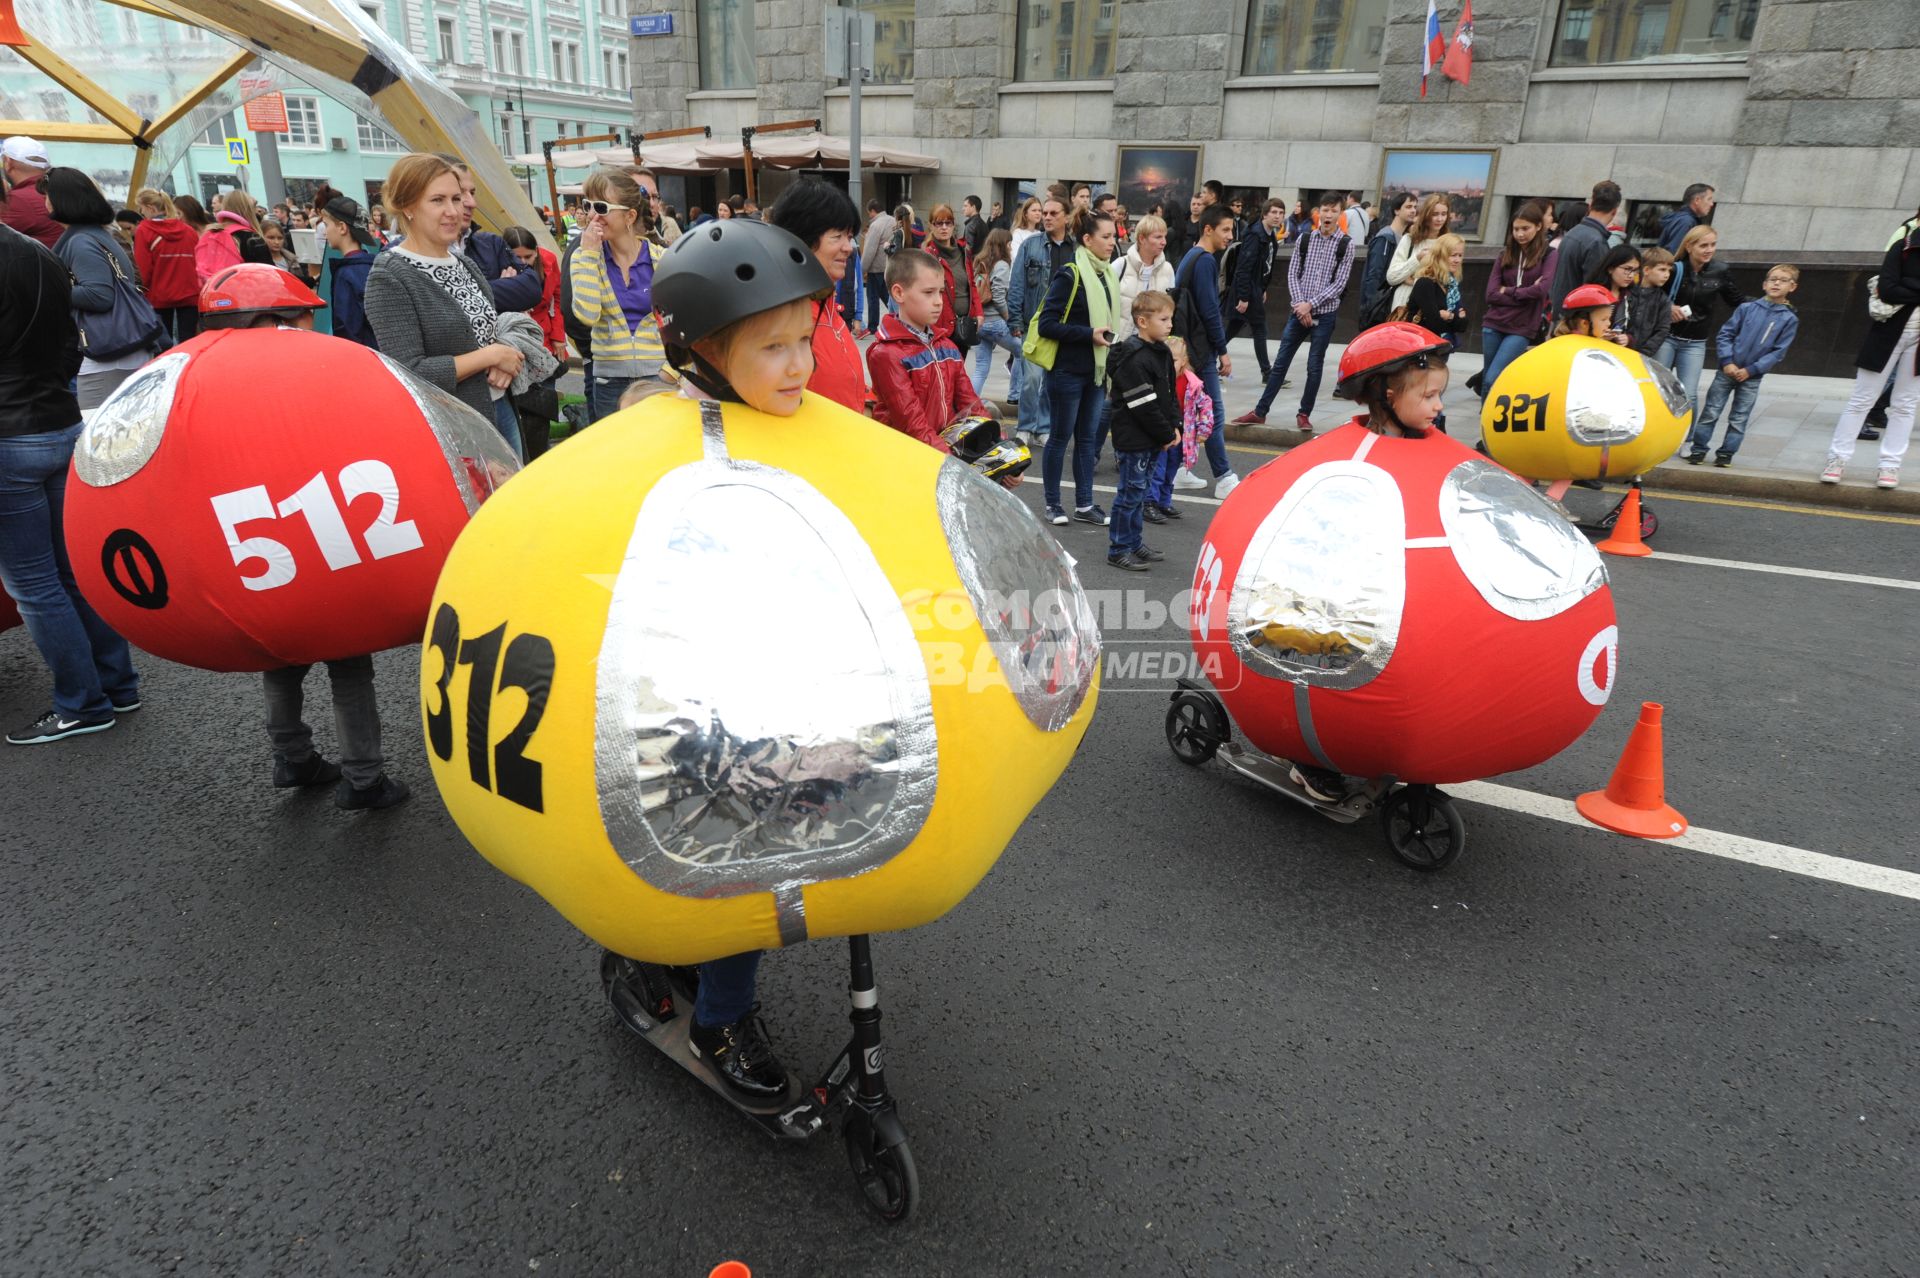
top-left (64, 328), bottom-right (518, 672)
top-left (1189, 419), bottom-right (1617, 784)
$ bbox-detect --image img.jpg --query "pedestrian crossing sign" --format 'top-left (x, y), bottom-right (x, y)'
top-left (226, 137), bottom-right (249, 166)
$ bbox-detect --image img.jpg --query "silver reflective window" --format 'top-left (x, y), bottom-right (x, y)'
top-left (1564, 346), bottom-right (1648, 446)
top-left (375, 352), bottom-right (520, 510)
top-left (1226, 461), bottom-right (1405, 688)
top-left (595, 462), bottom-right (938, 901)
top-left (1440, 458), bottom-right (1608, 621)
top-left (73, 351), bottom-right (190, 487)
top-left (935, 459), bottom-right (1100, 732)
top-left (1645, 355), bottom-right (1691, 418)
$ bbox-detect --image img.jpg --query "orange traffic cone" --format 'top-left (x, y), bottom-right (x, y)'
top-left (1577, 701), bottom-right (1688, 839)
top-left (709, 1263), bottom-right (751, 1278)
top-left (1595, 484), bottom-right (1652, 558)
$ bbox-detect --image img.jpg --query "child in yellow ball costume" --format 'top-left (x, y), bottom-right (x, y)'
top-left (424, 220), bottom-right (1100, 1106)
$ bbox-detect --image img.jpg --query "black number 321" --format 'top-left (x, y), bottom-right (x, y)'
top-left (425, 602), bottom-right (555, 812)
top-left (1490, 391), bottom-right (1551, 433)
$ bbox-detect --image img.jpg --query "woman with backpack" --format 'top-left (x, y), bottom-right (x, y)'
top-left (131, 187), bottom-right (203, 345)
top-left (969, 228), bottom-right (1027, 401)
top-left (1475, 199), bottom-right (1554, 399)
top-left (45, 169), bottom-right (169, 411)
top-left (195, 189), bottom-right (272, 283)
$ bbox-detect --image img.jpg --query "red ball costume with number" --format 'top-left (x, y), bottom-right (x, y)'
top-left (1188, 420), bottom-right (1619, 783)
top-left (63, 328), bottom-right (519, 672)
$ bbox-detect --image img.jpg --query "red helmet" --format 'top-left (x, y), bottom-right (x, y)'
top-left (1562, 284), bottom-right (1619, 311)
top-left (1334, 322), bottom-right (1453, 401)
top-left (198, 264), bottom-right (323, 323)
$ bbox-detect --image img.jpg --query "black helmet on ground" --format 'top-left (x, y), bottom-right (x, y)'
top-left (652, 219), bottom-right (829, 399)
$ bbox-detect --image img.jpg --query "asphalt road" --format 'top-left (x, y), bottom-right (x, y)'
top-left (4, 440), bottom-right (1917, 1277)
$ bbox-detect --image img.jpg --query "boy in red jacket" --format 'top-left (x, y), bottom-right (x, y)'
top-left (866, 249), bottom-right (986, 449)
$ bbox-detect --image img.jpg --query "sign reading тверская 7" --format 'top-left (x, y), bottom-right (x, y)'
top-left (628, 14), bottom-right (673, 36)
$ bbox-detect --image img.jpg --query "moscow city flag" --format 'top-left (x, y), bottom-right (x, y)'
top-left (1444, 0), bottom-right (1476, 84)
top-left (1421, 0), bottom-right (1444, 97)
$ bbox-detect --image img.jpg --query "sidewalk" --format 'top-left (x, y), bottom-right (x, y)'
top-left (966, 334), bottom-right (1919, 515)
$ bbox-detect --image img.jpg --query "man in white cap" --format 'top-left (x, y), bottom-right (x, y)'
top-left (1, 136), bottom-right (62, 248)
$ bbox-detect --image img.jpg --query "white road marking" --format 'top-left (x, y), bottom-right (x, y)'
top-left (1453, 780), bottom-right (1920, 903)
top-left (1646, 551), bottom-right (1920, 592)
top-left (1084, 483), bottom-right (1222, 506)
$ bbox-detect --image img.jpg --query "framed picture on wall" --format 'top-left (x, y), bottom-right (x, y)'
top-left (1115, 145), bottom-right (1204, 225)
top-left (1377, 148), bottom-right (1499, 242)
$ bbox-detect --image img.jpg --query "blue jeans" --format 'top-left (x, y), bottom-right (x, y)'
top-left (970, 315), bottom-right (1025, 400)
top-left (864, 272), bottom-right (886, 332)
top-left (1254, 312), bottom-right (1337, 418)
top-left (589, 376), bottom-right (636, 424)
top-left (694, 950), bottom-right (763, 1028)
top-left (1109, 450), bottom-right (1153, 557)
top-left (1688, 371), bottom-right (1763, 457)
top-left (1479, 328), bottom-right (1533, 400)
top-left (491, 395), bottom-right (525, 461)
top-left (1198, 357), bottom-right (1231, 479)
top-left (1653, 336), bottom-right (1707, 421)
top-left (1149, 448), bottom-right (1178, 507)
top-left (1043, 371), bottom-right (1103, 511)
top-left (0, 424), bottom-right (139, 719)
top-left (1017, 356), bottom-right (1050, 440)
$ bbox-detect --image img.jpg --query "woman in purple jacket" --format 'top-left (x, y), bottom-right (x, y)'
top-left (1477, 200), bottom-right (1554, 400)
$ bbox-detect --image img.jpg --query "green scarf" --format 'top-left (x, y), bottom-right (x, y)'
top-left (1075, 246), bottom-right (1117, 381)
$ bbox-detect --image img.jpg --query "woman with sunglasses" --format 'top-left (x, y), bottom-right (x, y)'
top-left (569, 169), bottom-right (668, 422)
top-left (924, 203), bottom-right (982, 351)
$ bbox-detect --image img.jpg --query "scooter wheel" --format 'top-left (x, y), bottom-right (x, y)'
top-left (1639, 507), bottom-right (1659, 539)
top-left (1166, 690), bottom-right (1227, 766)
top-left (1380, 786), bottom-right (1465, 872)
top-left (844, 1120), bottom-right (919, 1223)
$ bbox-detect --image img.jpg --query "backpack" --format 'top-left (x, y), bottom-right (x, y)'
top-left (1170, 250), bottom-right (1214, 366)
top-left (1216, 239), bottom-right (1241, 301)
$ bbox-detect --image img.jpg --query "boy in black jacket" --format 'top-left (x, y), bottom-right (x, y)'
top-left (1105, 290), bottom-right (1181, 570)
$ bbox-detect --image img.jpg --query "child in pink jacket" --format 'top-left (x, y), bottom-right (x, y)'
top-left (1145, 336), bottom-right (1215, 522)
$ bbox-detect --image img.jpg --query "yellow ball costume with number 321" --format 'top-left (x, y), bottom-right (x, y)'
top-left (422, 391), bottom-right (1102, 965)
top-left (1481, 335), bottom-right (1693, 480)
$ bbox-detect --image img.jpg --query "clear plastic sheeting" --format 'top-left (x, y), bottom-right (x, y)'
top-left (373, 352), bottom-right (520, 512)
top-left (72, 351), bottom-right (191, 487)
top-left (1439, 457), bottom-right (1609, 622)
top-left (1564, 347), bottom-right (1648, 446)
top-left (1227, 461), bottom-right (1405, 688)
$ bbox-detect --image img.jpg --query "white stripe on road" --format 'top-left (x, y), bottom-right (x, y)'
top-left (1646, 551), bottom-right (1920, 592)
top-left (1452, 780), bottom-right (1920, 903)
top-left (1086, 483), bottom-right (1222, 507)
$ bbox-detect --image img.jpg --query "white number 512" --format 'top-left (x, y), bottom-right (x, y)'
top-left (210, 459), bottom-right (424, 591)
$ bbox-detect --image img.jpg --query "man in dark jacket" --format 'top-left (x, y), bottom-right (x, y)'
top-left (1360, 192), bottom-right (1417, 324)
top-left (1657, 184), bottom-right (1715, 253)
top-left (1103, 292), bottom-right (1180, 571)
top-left (962, 195), bottom-right (988, 252)
top-left (1224, 198), bottom-right (1284, 379)
top-left (442, 158), bottom-right (543, 313)
top-left (1551, 181), bottom-right (1621, 318)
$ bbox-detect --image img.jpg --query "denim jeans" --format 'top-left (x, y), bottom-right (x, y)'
top-left (864, 272), bottom-right (886, 332)
top-left (1043, 371), bottom-right (1103, 511)
top-left (1687, 371), bottom-right (1764, 457)
top-left (1109, 450), bottom-right (1153, 557)
top-left (1479, 328), bottom-right (1533, 400)
top-left (1254, 312), bottom-right (1337, 418)
top-left (0, 424), bottom-right (139, 719)
top-left (1653, 336), bottom-right (1707, 422)
top-left (970, 315), bottom-right (1025, 400)
top-left (1225, 302), bottom-right (1271, 377)
top-left (1197, 358), bottom-right (1231, 479)
top-left (262, 657), bottom-right (385, 789)
top-left (491, 395), bottom-right (525, 461)
top-left (1149, 448), bottom-right (1178, 507)
top-left (695, 950), bottom-right (764, 1028)
top-left (1017, 357), bottom-right (1050, 440)
top-left (588, 376), bottom-right (638, 425)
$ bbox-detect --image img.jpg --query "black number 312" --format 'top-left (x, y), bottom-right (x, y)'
top-left (425, 602), bottom-right (555, 812)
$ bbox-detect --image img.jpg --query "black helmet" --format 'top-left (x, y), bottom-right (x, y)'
top-left (652, 220), bottom-right (829, 395)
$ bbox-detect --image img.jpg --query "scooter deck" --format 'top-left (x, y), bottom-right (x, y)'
top-left (1216, 742), bottom-right (1376, 824)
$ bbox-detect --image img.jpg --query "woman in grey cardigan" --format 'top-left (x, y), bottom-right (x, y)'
top-left (364, 154), bottom-right (524, 454)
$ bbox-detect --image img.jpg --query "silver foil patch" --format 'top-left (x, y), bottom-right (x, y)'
top-left (1564, 347), bottom-right (1647, 446)
top-left (1646, 355), bottom-right (1692, 419)
top-left (1226, 460), bottom-right (1404, 689)
top-left (375, 352), bottom-right (521, 510)
top-left (1439, 458), bottom-right (1608, 621)
top-left (594, 459), bottom-right (939, 908)
top-left (73, 351), bottom-right (190, 487)
top-left (934, 459), bottom-right (1100, 732)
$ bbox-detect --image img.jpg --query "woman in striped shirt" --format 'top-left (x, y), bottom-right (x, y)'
top-left (569, 169), bottom-right (668, 423)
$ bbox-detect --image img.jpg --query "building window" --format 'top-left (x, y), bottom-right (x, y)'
top-left (182, 23), bottom-right (206, 42)
top-left (568, 41), bottom-right (582, 80)
top-left (39, 90), bottom-right (70, 123)
top-left (200, 110), bottom-right (238, 147)
top-left (1549, 0), bottom-right (1754, 66)
top-left (522, 117), bottom-right (534, 151)
top-left (356, 116), bottom-right (404, 151)
top-left (603, 48), bottom-right (615, 86)
top-left (1242, 0), bottom-right (1389, 76)
top-left (438, 16), bottom-right (457, 61)
top-left (697, 0), bottom-right (755, 89)
top-left (1016, 0), bottom-right (1112, 82)
top-left (617, 52), bottom-right (629, 90)
top-left (853, 0), bottom-right (913, 84)
top-left (284, 94), bottom-right (323, 147)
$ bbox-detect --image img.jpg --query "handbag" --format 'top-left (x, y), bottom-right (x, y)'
top-left (953, 315), bottom-right (980, 348)
top-left (1866, 275), bottom-right (1900, 324)
top-left (1020, 268), bottom-right (1080, 372)
top-left (74, 237), bottom-right (167, 361)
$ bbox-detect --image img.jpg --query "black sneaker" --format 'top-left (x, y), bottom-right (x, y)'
top-left (109, 695), bottom-right (141, 714)
top-left (1685, 451), bottom-right (1707, 465)
top-left (689, 1008), bottom-right (790, 1102)
top-left (1571, 478), bottom-right (1604, 491)
top-left (1288, 763), bottom-right (1347, 804)
top-left (1074, 504), bottom-right (1109, 525)
top-left (335, 774), bottom-right (411, 811)
top-left (1143, 504), bottom-right (1166, 524)
top-left (1156, 502), bottom-right (1183, 520)
top-left (1859, 425), bottom-right (1884, 441)
top-left (6, 709), bottom-right (115, 745)
top-left (1046, 505), bottom-right (1069, 526)
top-left (1106, 551), bottom-right (1150, 572)
top-left (275, 754), bottom-right (343, 788)
top-left (1133, 544), bottom-right (1166, 562)
top-left (1714, 454), bottom-right (1733, 468)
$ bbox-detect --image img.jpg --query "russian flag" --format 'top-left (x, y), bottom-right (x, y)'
top-left (1421, 0), bottom-right (1444, 98)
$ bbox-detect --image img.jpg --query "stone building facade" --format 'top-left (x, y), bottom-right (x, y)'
top-left (630, 0), bottom-right (1920, 259)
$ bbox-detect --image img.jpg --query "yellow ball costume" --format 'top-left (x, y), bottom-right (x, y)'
top-left (1481, 335), bottom-right (1692, 481)
top-left (423, 392), bottom-right (1101, 964)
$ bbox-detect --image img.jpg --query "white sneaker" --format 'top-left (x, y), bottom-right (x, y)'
top-left (1819, 456), bottom-right (1844, 484)
top-left (1878, 465), bottom-right (1900, 490)
top-left (1172, 467), bottom-right (1207, 490)
top-left (1213, 472), bottom-right (1241, 500)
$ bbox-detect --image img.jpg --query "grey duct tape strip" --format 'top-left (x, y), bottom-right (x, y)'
top-left (1598, 444), bottom-right (1612, 478)
top-left (1295, 681), bottom-right (1338, 772)
top-left (774, 885), bottom-right (809, 948)
top-left (699, 399), bottom-right (730, 462)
